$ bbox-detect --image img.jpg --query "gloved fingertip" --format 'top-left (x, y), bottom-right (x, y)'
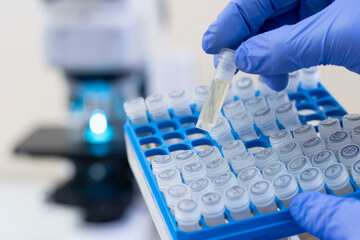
top-left (213, 55), bottom-right (218, 68)
top-left (289, 192), bottom-right (324, 220)
top-left (235, 45), bottom-right (249, 71)
top-left (260, 74), bottom-right (289, 91)
top-left (202, 30), bottom-right (221, 54)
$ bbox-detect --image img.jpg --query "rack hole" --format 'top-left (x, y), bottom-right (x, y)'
top-left (180, 116), bottom-right (198, 128)
top-left (326, 109), bottom-right (347, 121)
top-left (297, 104), bottom-right (317, 116)
top-left (192, 139), bottom-right (214, 152)
top-left (139, 137), bottom-right (162, 149)
top-left (163, 132), bottom-right (185, 144)
top-left (305, 114), bottom-right (326, 127)
top-left (186, 128), bottom-right (208, 140)
top-left (317, 99), bottom-right (338, 111)
top-left (157, 121), bottom-right (179, 133)
top-left (245, 140), bottom-right (269, 154)
top-left (289, 93), bottom-right (308, 104)
top-left (309, 90), bottom-right (329, 100)
top-left (168, 144), bottom-right (191, 156)
top-left (135, 126), bottom-right (156, 137)
top-left (145, 148), bottom-right (168, 161)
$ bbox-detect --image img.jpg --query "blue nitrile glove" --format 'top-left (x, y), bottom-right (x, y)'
top-left (289, 192), bottom-right (360, 240)
top-left (203, 0), bottom-right (360, 91)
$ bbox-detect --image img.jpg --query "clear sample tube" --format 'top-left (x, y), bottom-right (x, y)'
top-left (267, 91), bottom-right (290, 110)
top-left (182, 162), bottom-right (207, 184)
top-left (249, 180), bottom-right (278, 214)
top-left (175, 199), bottom-right (201, 232)
top-left (272, 174), bottom-right (299, 207)
top-left (293, 124), bottom-right (317, 146)
top-left (152, 155), bottom-right (176, 175)
top-left (245, 96), bottom-right (267, 116)
top-left (343, 114), bottom-right (360, 135)
top-left (189, 177), bottom-right (214, 201)
top-left (339, 144), bottom-right (360, 172)
top-left (145, 93), bottom-right (171, 121)
top-left (199, 192), bottom-right (226, 226)
top-left (258, 76), bottom-right (276, 97)
top-left (213, 172), bottom-right (238, 194)
top-left (288, 156), bottom-right (312, 181)
top-left (324, 163), bottom-right (354, 195)
top-left (311, 150), bottom-right (337, 172)
top-left (238, 167), bottom-right (263, 188)
top-left (196, 48), bottom-right (237, 131)
top-left (209, 117), bottom-right (235, 146)
top-left (276, 103), bottom-right (302, 130)
top-left (253, 107), bottom-right (279, 136)
top-left (230, 112), bottom-right (258, 141)
top-left (262, 162), bottom-right (288, 181)
top-left (351, 160), bottom-right (360, 188)
top-left (230, 152), bottom-right (256, 174)
top-left (224, 185), bottom-right (252, 220)
top-left (223, 100), bottom-right (246, 119)
top-left (298, 167), bottom-right (326, 193)
top-left (318, 118), bottom-right (341, 144)
top-left (255, 148), bottom-right (280, 171)
top-left (301, 67), bottom-right (320, 89)
top-left (269, 129), bottom-right (294, 149)
top-left (222, 140), bottom-right (246, 162)
top-left (123, 97), bottom-right (149, 126)
top-left (198, 146), bottom-right (223, 165)
top-left (169, 89), bottom-right (192, 117)
top-left (302, 137), bottom-right (326, 160)
top-left (166, 184), bottom-right (191, 215)
top-left (193, 85), bottom-right (210, 112)
top-left (327, 131), bottom-right (352, 158)
top-left (278, 142), bottom-right (303, 167)
top-left (156, 169), bottom-right (182, 192)
top-left (175, 150), bottom-right (198, 173)
top-left (285, 71), bottom-right (300, 93)
top-left (232, 77), bottom-right (255, 101)
top-left (206, 158), bottom-right (230, 180)
top-left (352, 126), bottom-right (360, 146)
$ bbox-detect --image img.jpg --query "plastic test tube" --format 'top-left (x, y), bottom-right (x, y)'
top-left (311, 150), bottom-right (337, 172)
top-left (230, 152), bottom-right (256, 174)
top-left (193, 85), bottom-right (210, 112)
top-left (175, 199), bottom-right (201, 232)
top-left (232, 77), bottom-right (255, 101)
top-left (166, 183), bottom-right (191, 215)
top-left (293, 124), bottom-right (317, 146)
top-left (198, 146), bottom-right (223, 165)
top-left (206, 158), bottom-right (230, 180)
top-left (318, 118), bottom-right (341, 144)
top-left (152, 155), bottom-right (176, 175)
top-left (169, 89), bottom-right (192, 117)
top-left (245, 96), bottom-right (268, 116)
top-left (145, 93), bottom-right (171, 121)
top-left (182, 162), bottom-right (207, 184)
top-left (224, 185), bottom-right (252, 220)
top-left (238, 167), bottom-right (263, 188)
top-left (262, 162), bottom-right (288, 181)
top-left (253, 107), bottom-right (279, 136)
top-left (249, 180), bottom-right (278, 214)
top-left (272, 174), bottom-right (299, 207)
top-left (209, 117), bottom-right (235, 146)
top-left (298, 167), bottom-right (326, 193)
top-left (189, 177), bottom-right (214, 201)
top-left (342, 114), bottom-right (360, 135)
top-left (258, 76), bottom-right (276, 97)
top-left (123, 97), bottom-right (149, 126)
top-left (300, 67), bottom-right (320, 89)
top-left (156, 169), bottom-right (182, 193)
top-left (224, 87), bottom-right (235, 105)
top-left (327, 131), bottom-right (352, 158)
top-left (285, 71), bottom-right (300, 93)
top-left (352, 126), bottom-right (360, 146)
top-left (213, 172), bottom-right (238, 195)
top-left (288, 156), bottom-right (312, 181)
top-left (278, 142), bottom-right (303, 167)
top-left (199, 192), bottom-right (226, 226)
top-left (276, 102), bottom-right (302, 130)
top-left (351, 160), bottom-right (360, 188)
top-left (230, 112), bottom-right (258, 141)
top-left (223, 100), bottom-right (246, 119)
top-left (324, 163), bottom-right (354, 195)
top-left (339, 144), bottom-right (360, 172)
top-left (222, 140), bottom-right (246, 162)
top-left (196, 48), bottom-right (237, 131)
top-left (302, 137), bottom-right (326, 160)
top-left (255, 148), bottom-right (280, 171)
top-left (175, 150), bottom-right (198, 173)
top-left (269, 129), bottom-right (294, 149)
top-left (267, 91), bottom-right (290, 110)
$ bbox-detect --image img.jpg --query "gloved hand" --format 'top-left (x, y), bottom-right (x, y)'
top-left (289, 192), bottom-right (360, 240)
top-left (202, 0), bottom-right (360, 91)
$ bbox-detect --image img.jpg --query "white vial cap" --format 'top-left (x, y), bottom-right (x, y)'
top-left (222, 140), bottom-right (246, 161)
top-left (230, 112), bottom-right (257, 141)
top-left (318, 118), bottom-right (341, 142)
top-left (156, 169), bottom-right (182, 192)
top-left (198, 146), bottom-right (222, 165)
top-left (213, 172), bottom-right (238, 194)
top-left (233, 77), bottom-right (255, 101)
top-left (189, 177), bottom-right (214, 200)
top-left (278, 142), bottom-right (303, 167)
top-left (145, 94), bottom-right (170, 121)
top-left (253, 107), bottom-right (279, 136)
top-left (324, 163), bottom-right (350, 191)
top-left (152, 155), bottom-right (176, 175)
top-left (343, 114), bottom-right (360, 133)
top-left (293, 125), bottom-right (317, 145)
top-left (175, 199), bottom-right (201, 232)
top-left (276, 103), bottom-right (302, 130)
top-left (238, 167), bottom-right (263, 188)
top-left (339, 144), bottom-right (360, 170)
top-left (169, 89), bottom-right (192, 117)
top-left (245, 96), bottom-right (267, 115)
top-left (285, 71), bottom-right (300, 93)
top-left (206, 158), bottom-right (230, 180)
top-left (311, 150), bottom-right (337, 172)
top-left (224, 185), bottom-right (250, 212)
top-left (255, 148), bottom-right (280, 170)
top-left (269, 129), bottom-right (294, 149)
top-left (267, 91), bottom-right (290, 110)
top-left (182, 162), bottom-right (207, 184)
top-left (298, 167), bottom-right (325, 192)
top-left (199, 192), bottom-right (225, 216)
top-left (262, 162), bottom-right (288, 181)
top-left (175, 150), bottom-right (198, 172)
top-left (223, 100), bottom-right (246, 119)
top-left (123, 97), bottom-right (149, 126)
top-left (193, 85), bottom-right (210, 112)
top-left (214, 48), bottom-right (237, 82)
top-left (258, 76), bottom-right (276, 97)
top-left (166, 184), bottom-right (191, 211)
top-left (224, 87), bottom-right (235, 104)
top-left (230, 152), bottom-right (256, 174)
top-left (272, 174), bottom-right (298, 201)
top-left (302, 137), bottom-right (326, 159)
top-left (249, 179), bottom-right (276, 207)
top-left (352, 126), bottom-right (360, 145)
top-left (209, 117), bottom-right (235, 146)
top-left (351, 160), bottom-right (360, 186)
top-left (327, 131), bottom-right (352, 157)
top-left (301, 67), bottom-right (320, 89)
top-left (288, 156), bottom-right (312, 181)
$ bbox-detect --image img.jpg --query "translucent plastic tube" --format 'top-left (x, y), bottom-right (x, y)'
top-left (339, 144), bottom-right (360, 172)
top-left (293, 125), bottom-right (317, 146)
top-left (269, 129), bottom-right (294, 149)
top-left (262, 162), bottom-right (288, 181)
top-left (267, 91), bottom-right (290, 110)
top-left (253, 107), bottom-right (279, 136)
top-left (301, 67), bottom-right (320, 89)
top-left (258, 76), bottom-right (276, 97)
top-left (278, 142), bottom-right (303, 167)
top-left (327, 131), bottom-right (352, 158)
top-left (230, 152), bottom-right (256, 174)
top-left (230, 112), bottom-right (258, 141)
top-left (342, 114), bottom-right (360, 135)
top-left (245, 96), bottom-right (267, 116)
top-left (302, 137), bottom-right (326, 160)
top-left (169, 89), bottom-right (192, 117)
top-left (152, 155), bottom-right (176, 175)
top-left (175, 199), bottom-right (201, 232)
top-left (198, 146), bottom-right (222, 165)
top-left (232, 77), bottom-right (255, 101)
top-left (223, 100), bottom-right (246, 119)
top-left (182, 162), bottom-right (207, 184)
top-left (276, 103), bottom-right (302, 130)
top-left (145, 93), bottom-right (171, 121)
top-left (123, 97), bottom-right (149, 126)
top-left (224, 88), bottom-right (235, 105)
top-left (156, 169), bottom-right (182, 192)
top-left (193, 85), bottom-right (210, 112)
top-left (209, 117), bottom-right (235, 146)
top-left (175, 150), bottom-right (198, 173)
top-left (238, 167), bottom-right (263, 188)
top-left (288, 156), bottom-right (312, 181)
top-left (222, 140), bottom-right (246, 162)
top-left (352, 126), bottom-right (360, 146)
top-left (166, 184), bottom-right (191, 215)
top-left (199, 192), bottom-right (226, 226)
top-left (213, 172), bottom-right (238, 195)
top-left (298, 167), bottom-right (326, 193)
top-left (285, 71), bottom-right (300, 93)
top-left (324, 163), bottom-right (354, 195)
top-left (318, 118), bottom-right (341, 144)
top-left (189, 177), bottom-right (214, 201)
top-left (206, 158), bottom-right (230, 180)
top-left (311, 150), bottom-right (337, 172)
top-left (272, 174), bottom-right (299, 207)
top-left (351, 160), bottom-right (360, 188)
top-left (249, 180), bottom-right (277, 214)
top-left (255, 148), bottom-right (280, 170)
top-left (224, 185), bottom-right (252, 220)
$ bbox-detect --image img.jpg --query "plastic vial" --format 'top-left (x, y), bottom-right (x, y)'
top-left (245, 96), bottom-right (267, 116)
top-left (213, 172), bottom-right (238, 195)
top-left (175, 150), bottom-right (198, 173)
top-left (293, 124), bottom-right (317, 146)
top-left (222, 140), bottom-right (246, 162)
top-left (343, 114), bottom-right (360, 135)
top-left (253, 107), bottom-right (279, 136)
top-left (267, 91), bottom-right (290, 110)
top-left (301, 67), bottom-right (320, 89)
top-left (230, 152), bottom-right (256, 174)
top-left (324, 163), bottom-right (354, 195)
top-left (230, 112), bottom-right (258, 141)
top-left (198, 146), bottom-right (222, 165)
top-left (175, 199), bottom-right (201, 232)
top-left (156, 169), bottom-right (182, 193)
top-left (298, 167), bottom-right (326, 193)
top-left (166, 184), bottom-right (191, 215)
top-left (255, 148), bottom-right (280, 171)
top-left (258, 76), bottom-right (276, 97)
top-left (288, 156), bottom-right (312, 181)
top-left (232, 77), bottom-right (255, 101)
top-left (123, 97), bottom-right (149, 126)
top-left (145, 93), bottom-right (171, 121)
top-left (199, 192), bottom-right (226, 226)
top-left (196, 48), bottom-right (237, 131)
top-left (278, 142), bottom-right (303, 167)
top-left (262, 162), bottom-right (288, 181)
top-left (302, 137), bottom-right (326, 160)
top-left (238, 167), bottom-right (263, 188)
top-left (224, 87), bottom-right (235, 105)
top-left (152, 155), bottom-right (176, 175)
top-left (276, 103), bottom-right (302, 130)
top-left (206, 158), bottom-right (230, 180)
top-left (223, 100), bottom-right (246, 119)
top-left (327, 131), bottom-right (352, 158)
top-left (169, 89), bottom-right (192, 117)
top-left (182, 162), bottom-right (207, 184)
top-left (311, 150), bottom-right (337, 172)
top-left (189, 177), bottom-right (214, 201)
top-left (209, 117), bottom-right (235, 146)
top-left (352, 126), bottom-right (360, 146)
top-left (193, 85), bottom-right (210, 112)
top-left (318, 118), bottom-right (341, 144)
top-left (351, 160), bottom-right (360, 188)
top-left (249, 180), bottom-right (277, 214)
top-left (224, 185), bottom-right (252, 220)
top-left (269, 129), bottom-right (294, 149)
top-left (273, 174), bottom-right (299, 207)
top-left (339, 144), bottom-right (360, 172)
top-left (285, 71), bottom-right (300, 93)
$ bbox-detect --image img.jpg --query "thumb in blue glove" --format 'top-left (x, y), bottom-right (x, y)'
top-left (289, 192), bottom-right (360, 240)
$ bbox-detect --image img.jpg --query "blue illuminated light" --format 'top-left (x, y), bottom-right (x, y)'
top-left (85, 110), bottom-right (113, 144)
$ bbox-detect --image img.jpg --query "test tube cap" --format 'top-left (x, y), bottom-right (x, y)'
top-left (324, 163), bottom-right (350, 190)
top-left (166, 184), bottom-right (191, 209)
top-left (298, 167), bottom-right (325, 192)
top-left (199, 191), bottom-right (225, 215)
top-left (272, 174), bottom-right (298, 200)
top-left (175, 198), bottom-right (201, 224)
top-left (152, 155), bottom-right (176, 175)
top-left (249, 179), bottom-right (276, 207)
top-left (213, 172), bottom-right (238, 194)
top-left (224, 185), bottom-right (250, 211)
top-left (339, 144), bottom-right (360, 170)
top-left (311, 150), bottom-right (337, 172)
